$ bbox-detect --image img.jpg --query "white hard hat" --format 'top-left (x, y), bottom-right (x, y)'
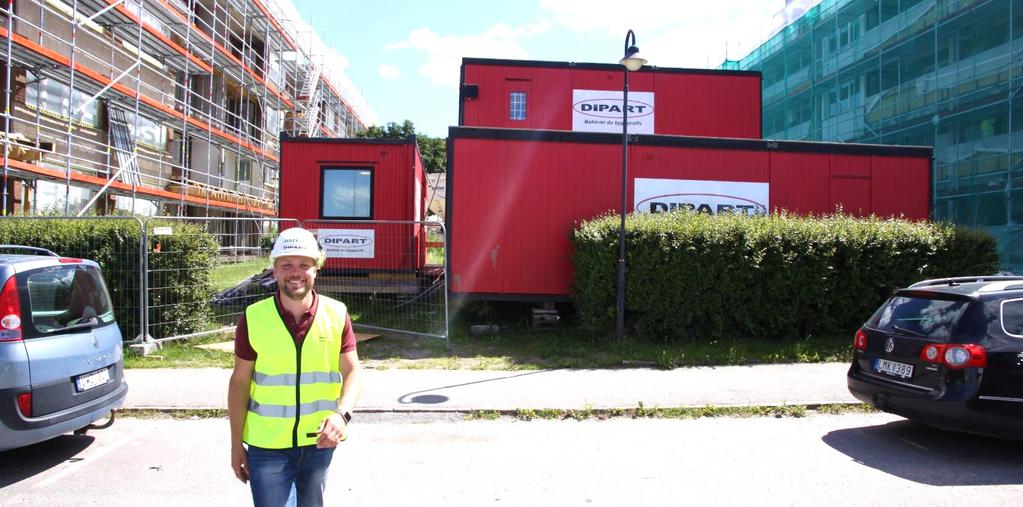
top-left (270, 228), bottom-right (325, 267)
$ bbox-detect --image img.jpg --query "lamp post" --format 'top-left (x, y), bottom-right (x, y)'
top-left (616, 29), bottom-right (647, 346)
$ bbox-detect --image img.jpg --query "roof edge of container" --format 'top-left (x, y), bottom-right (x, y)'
top-left (280, 133), bottom-right (417, 146)
top-left (448, 126), bottom-right (933, 158)
top-left (460, 57), bottom-right (762, 78)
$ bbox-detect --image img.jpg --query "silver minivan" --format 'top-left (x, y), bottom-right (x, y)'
top-left (0, 246), bottom-right (128, 451)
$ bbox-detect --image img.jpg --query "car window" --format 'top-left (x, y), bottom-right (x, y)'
top-left (21, 265), bottom-right (115, 338)
top-left (869, 295), bottom-right (968, 340)
top-left (1002, 299), bottom-right (1023, 337)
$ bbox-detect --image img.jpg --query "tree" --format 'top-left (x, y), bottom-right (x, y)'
top-left (356, 120), bottom-right (446, 173)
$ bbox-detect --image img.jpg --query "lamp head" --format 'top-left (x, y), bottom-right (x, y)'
top-left (620, 45), bottom-right (647, 71)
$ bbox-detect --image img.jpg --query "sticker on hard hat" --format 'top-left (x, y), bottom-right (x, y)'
top-left (271, 229), bottom-right (323, 259)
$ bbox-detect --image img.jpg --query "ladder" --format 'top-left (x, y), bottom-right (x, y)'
top-left (297, 64), bottom-right (322, 136)
top-left (107, 106), bottom-right (142, 186)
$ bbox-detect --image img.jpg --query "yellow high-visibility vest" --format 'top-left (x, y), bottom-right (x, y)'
top-left (242, 295), bottom-right (346, 449)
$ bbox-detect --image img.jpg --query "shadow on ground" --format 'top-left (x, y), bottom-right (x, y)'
top-left (0, 434), bottom-right (95, 487)
top-left (823, 419), bottom-right (1023, 486)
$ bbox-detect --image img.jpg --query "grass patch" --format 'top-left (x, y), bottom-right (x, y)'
top-left (814, 403), bottom-right (879, 415)
top-left (464, 410), bottom-right (502, 421)
top-left (123, 322), bottom-right (852, 370)
top-left (356, 325), bottom-right (852, 371)
top-left (427, 247), bottom-right (444, 266)
top-left (211, 259), bottom-right (268, 291)
top-left (124, 332), bottom-right (235, 369)
top-left (118, 408), bottom-right (227, 419)
top-left (469, 403), bottom-right (874, 421)
top-left (124, 300), bottom-right (853, 370)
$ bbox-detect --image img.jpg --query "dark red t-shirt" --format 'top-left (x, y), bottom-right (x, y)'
top-left (235, 291), bottom-right (357, 361)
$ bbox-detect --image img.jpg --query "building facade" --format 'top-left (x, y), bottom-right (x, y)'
top-left (1, 0), bottom-right (367, 220)
top-left (723, 0), bottom-right (1023, 273)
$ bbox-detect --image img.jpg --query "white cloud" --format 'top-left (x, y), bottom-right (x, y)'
top-left (539, 0), bottom-right (790, 68)
top-left (388, 20), bottom-right (551, 88)
top-left (378, 64), bottom-right (401, 80)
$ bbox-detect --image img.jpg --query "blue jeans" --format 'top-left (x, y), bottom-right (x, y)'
top-left (247, 445), bottom-right (335, 507)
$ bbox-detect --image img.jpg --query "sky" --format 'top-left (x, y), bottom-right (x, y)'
top-left (275, 0), bottom-right (813, 138)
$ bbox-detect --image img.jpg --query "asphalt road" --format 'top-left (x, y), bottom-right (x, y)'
top-left (3, 413), bottom-right (1023, 506)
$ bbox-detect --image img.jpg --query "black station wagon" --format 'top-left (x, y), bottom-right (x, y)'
top-left (847, 276), bottom-right (1023, 440)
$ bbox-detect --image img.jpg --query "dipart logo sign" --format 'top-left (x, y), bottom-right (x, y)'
top-left (572, 89), bottom-right (654, 134)
top-left (318, 229), bottom-right (375, 259)
top-left (634, 178), bottom-right (769, 216)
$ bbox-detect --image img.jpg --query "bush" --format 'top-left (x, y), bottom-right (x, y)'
top-left (571, 212), bottom-right (1000, 343)
top-left (146, 220), bottom-right (219, 339)
top-left (0, 216), bottom-right (218, 340)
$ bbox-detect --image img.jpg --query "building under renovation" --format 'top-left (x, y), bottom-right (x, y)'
top-left (0, 0), bottom-right (368, 219)
top-left (723, 0), bottom-right (1023, 273)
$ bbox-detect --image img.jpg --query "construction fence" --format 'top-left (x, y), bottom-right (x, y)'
top-left (0, 216), bottom-right (449, 347)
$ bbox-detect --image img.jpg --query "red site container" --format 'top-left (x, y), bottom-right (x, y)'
top-left (446, 127), bottom-right (931, 300)
top-left (459, 58), bottom-right (762, 139)
top-left (279, 135), bottom-right (427, 272)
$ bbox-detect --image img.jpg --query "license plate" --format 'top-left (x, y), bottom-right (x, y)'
top-left (75, 368), bottom-right (110, 392)
top-left (875, 358), bottom-right (914, 379)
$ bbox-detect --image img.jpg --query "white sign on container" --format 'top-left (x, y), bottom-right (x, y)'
top-left (318, 229), bottom-right (375, 259)
top-left (634, 178), bottom-right (769, 216)
top-left (572, 89), bottom-right (654, 134)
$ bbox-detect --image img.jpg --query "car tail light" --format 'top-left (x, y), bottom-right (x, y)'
top-left (0, 276), bottom-right (22, 342)
top-left (58, 258), bottom-right (83, 263)
top-left (920, 344), bottom-right (942, 363)
top-left (919, 343), bottom-right (986, 369)
top-left (17, 392), bottom-right (31, 417)
top-left (944, 344), bottom-right (986, 369)
top-left (853, 329), bottom-right (868, 351)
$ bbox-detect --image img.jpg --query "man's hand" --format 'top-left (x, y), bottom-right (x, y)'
top-left (231, 444), bottom-right (249, 483)
top-left (315, 412), bottom-right (348, 449)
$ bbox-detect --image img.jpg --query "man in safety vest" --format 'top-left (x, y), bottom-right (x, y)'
top-left (228, 227), bottom-right (364, 506)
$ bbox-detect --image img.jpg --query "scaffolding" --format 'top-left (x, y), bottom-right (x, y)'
top-left (723, 0), bottom-right (1023, 273)
top-left (0, 0), bottom-right (368, 219)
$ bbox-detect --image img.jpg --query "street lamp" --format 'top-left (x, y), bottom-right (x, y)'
top-left (616, 29), bottom-right (647, 346)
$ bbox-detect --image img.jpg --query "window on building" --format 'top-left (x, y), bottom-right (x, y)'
top-left (1012, 189), bottom-right (1023, 225)
top-left (975, 191), bottom-right (1007, 227)
top-left (266, 108), bottom-right (283, 138)
top-left (25, 70), bottom-right (99, 128)
top-left (121, 110), bottom-right (168, 151)
top-left (237, 158), bottom-right (253, 191)
top-left (509, 91), bottom-right (527, 121)
top-left (321, 167), bottom-right (372, 219)
top-left (113, 195), bottom-right (158, 216)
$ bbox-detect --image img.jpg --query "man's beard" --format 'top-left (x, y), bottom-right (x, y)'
top-left (280, 278), bottom-right (311, 300)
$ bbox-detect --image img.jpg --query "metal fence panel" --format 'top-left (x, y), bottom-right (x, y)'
top-left (302, 219), bottom-right (448, 346)
top-left (1, 216), bottom-right (448, 347)
top-left (143, 216), bottom-right (300, 343)
top-left (0, 216), bottom-right (146, 342)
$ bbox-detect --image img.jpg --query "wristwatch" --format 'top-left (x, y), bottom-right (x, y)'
top-left (335, 409), bottom-right (352, 424)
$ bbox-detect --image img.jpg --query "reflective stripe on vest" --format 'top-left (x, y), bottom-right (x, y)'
top-left (252, 371), bottom-right (343, 387)
top-left (242, 295), bottom-right (346, 449)
top-left (248, 399), bottom-right (339, 418)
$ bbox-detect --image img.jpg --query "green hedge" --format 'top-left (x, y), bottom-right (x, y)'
top-left (571, 212), bottom-right (1000, 342)
top-left (145, 219), bottom-right (219, 339)
top-left (0, 216), bottom-right (218, 340)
